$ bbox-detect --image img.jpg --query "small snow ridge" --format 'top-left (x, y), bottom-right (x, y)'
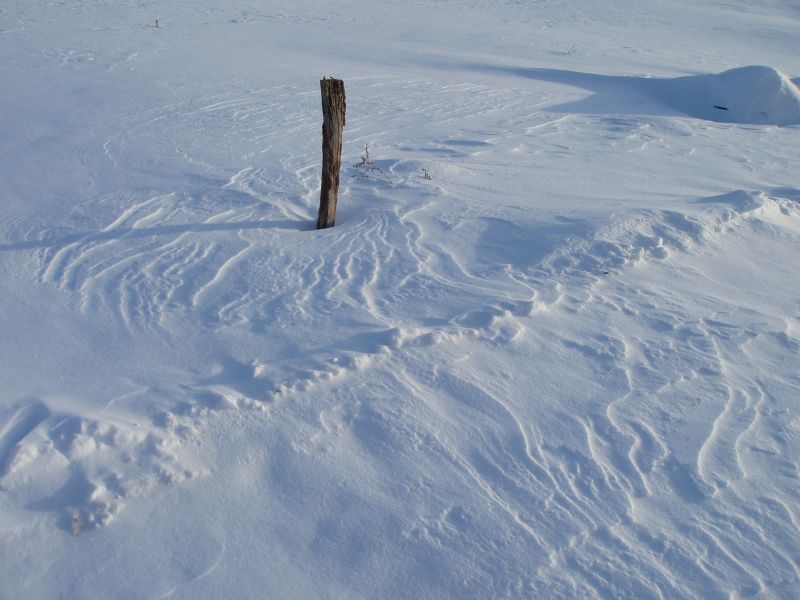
top-left (0, 397), bottom-right (201, 533)
top-left (662, 65), bottom-right (800, 126)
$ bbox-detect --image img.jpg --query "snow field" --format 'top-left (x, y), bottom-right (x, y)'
top-left (1, 0), bottom-right (799, 597)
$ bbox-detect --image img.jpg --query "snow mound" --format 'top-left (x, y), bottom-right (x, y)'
top-left (663, 65), bottom-right (800, 125)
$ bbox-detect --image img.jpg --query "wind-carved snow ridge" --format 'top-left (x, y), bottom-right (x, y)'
top-left (524, 188), bottom-right (800, 295)
top-left (33, 176), bottom-right (311, 331)
top-left (215, 188), bottom-right (799, 598)
top-left (241, 185), bottom-right (797, 410)
top-left (0, 395), bottom-right (202, 534)
top-left (270, 299), bottom-right (535, 400)
top-left (479, 188), bottom-right (800, 596)
top-left (272, 185), bottom-right (800, 597)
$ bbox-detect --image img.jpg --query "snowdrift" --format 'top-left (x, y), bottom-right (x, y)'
top-left (487, 64), bottom-right (800, 126)
top-left (660, 65), bottom-right (800, 126)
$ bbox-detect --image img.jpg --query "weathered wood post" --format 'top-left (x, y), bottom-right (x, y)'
top-left (316, 77), bottom-right (346, 229)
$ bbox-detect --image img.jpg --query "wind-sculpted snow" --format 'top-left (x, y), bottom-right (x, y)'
top-left (471, 64), bottom-right (800, 125)
top-left (1, 0), bottom-right (799, 597)
top-left (660, 66), bottom-right (800, 126)
top-left (5, 175), bottom-right (798, 596)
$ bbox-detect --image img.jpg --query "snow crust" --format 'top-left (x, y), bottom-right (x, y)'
top-left (1, 0), bottom-right (799, 598)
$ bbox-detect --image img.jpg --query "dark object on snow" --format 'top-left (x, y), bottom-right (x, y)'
top-left (713, 105), bottom-right (729, 111)
top-left (317, 78), bottom-right (346, 230)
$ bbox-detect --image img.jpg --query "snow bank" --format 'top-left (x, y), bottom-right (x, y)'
top-left (661, 65), bottom-right (800, 126)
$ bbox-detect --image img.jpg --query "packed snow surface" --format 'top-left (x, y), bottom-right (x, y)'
top-left (1, 0), bottom-right (799, 598)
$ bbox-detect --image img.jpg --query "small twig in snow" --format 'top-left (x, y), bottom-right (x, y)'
top-left (555, 44), bottom-right (578, 56)
top-left (352, 145), bottom-right (393, 185)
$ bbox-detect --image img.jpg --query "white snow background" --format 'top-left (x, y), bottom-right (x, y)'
top-left (1, 0), bottom-right (799, 597)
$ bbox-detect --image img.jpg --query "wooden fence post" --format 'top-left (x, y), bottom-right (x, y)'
top-left (316, 78), bottom-right (346, 229)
